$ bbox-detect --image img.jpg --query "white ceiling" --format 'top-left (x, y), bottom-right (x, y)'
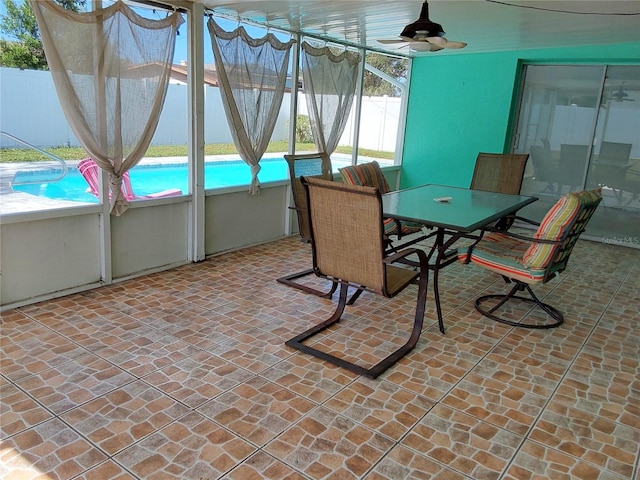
top-left (199, 0), bottom-right (640, 57)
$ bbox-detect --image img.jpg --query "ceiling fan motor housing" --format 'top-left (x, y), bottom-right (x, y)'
top-left (400, 1), bottom-right (446, 39)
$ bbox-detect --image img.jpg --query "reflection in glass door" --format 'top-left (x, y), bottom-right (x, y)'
top-left (512, 64), bottom-right (640, 248)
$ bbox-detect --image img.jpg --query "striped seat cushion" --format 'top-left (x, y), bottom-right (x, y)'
top-left (340, 162), bottom-right (423, 237)
top-left (522, 188), bottom-right (602, 268)
top-left (339, 161), bottom-right (391, 194)
top-left (457, 232), bottom-right (547, 284)
top-left (399, 221), bottom-right (424, 235)
top-left (383, 218), bottom-right (399, 236)
top-left (383, 216), bottom-right (423, 236)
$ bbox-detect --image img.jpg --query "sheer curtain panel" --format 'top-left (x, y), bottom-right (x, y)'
top-left (301, 43), bottom-right (360, 155)
top-left (31, 0), bottom-right (183, 215)
top-left (208, 19), bottom-right (294, 194)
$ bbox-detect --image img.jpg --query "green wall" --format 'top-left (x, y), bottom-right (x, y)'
top-left (400, 42), bottom-right (640, 189)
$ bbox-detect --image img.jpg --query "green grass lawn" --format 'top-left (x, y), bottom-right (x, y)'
top-left (0, 141), bottom-right (393, 162)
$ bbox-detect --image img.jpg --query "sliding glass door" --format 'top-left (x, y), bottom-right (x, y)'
top-left (512, 64), bottom-right (640, 248)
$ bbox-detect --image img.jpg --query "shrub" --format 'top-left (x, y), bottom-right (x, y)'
top-left (295, 115), bottom-right (313, 144)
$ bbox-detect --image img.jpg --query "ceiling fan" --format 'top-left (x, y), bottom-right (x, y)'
top-left (611, 83), bottom-right (634, 102)
top-left (377, 0), bottom-right (467, 52)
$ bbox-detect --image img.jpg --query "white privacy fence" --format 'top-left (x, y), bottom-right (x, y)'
top-left (0, 66), bottom-right (402, 152)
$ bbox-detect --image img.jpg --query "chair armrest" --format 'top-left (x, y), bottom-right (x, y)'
top-left (481, 215), bottom-right (539, 230)
top-left (393, 219), bottom-right (403, 239)
top-left (384, 247), bottom-right (429, 272)
top-left (481, 215), bottom-right (546, 242)
top-left (511, 215), bottom-right (541, 227)
top-left (480, 227), bottom-right (559, 245)
top-left (626, 170), bottom-right (640, 180)
top-left (459, 227), bottom-right (559, 267)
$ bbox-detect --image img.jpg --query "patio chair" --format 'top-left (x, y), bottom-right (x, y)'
top-left (621, 167), bottom-right (640, 207)
top-left (276, 152), bottom-right (339, 299)
top-left (458, 188), bottom-right (602, 329)
top-left (77, 158), bottom-right (181, 200)
top-left (598, 141), bottom-right (632, 166)
top-left (339, 161), bottom-right (424, 246)
top-left (558, 144), bottom-right (589, 194)
top-left (470, 152), bottom-right (529, 195)
top-left (529, 145), bottom-right (557, 194)
top-left (591, 141), bottom-right (633, 198)
top-left (470, 152), bottom-right (530, 231)
top-left (285, 176), bottom-right (429, 378)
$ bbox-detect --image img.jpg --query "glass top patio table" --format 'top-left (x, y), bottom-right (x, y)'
top-left (382, 184), bottom-right (537, 333)
top-left (381, 184), bottom-right (537, 232)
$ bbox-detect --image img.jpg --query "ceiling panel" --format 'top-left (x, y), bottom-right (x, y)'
top-left (199, 0), bottom-right (640, 57)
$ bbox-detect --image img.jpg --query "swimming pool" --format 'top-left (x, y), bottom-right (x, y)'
top-left (12, 158), bottom-right (293, 202)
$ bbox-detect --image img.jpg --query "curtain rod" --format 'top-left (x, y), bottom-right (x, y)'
top-left (127, 0), bottom-right (188, 14)
top-left (205, 9), bottom-right (411, 60)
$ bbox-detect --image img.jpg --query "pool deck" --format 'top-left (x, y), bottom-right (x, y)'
top-left (1, 159), bottom-right (90, 215)
top-left (0, 191), bottom-right (89, 215)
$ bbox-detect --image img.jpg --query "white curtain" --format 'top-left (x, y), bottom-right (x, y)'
top-left (301, 42), bottom-right (360, 155)
top-left (208, 19), bottom-right (294, 195)
top-left (31, 0), bottom-right (183, 215)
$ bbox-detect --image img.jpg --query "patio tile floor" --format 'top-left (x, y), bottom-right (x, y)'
top-left (1, 235), bottom-right (638, 479)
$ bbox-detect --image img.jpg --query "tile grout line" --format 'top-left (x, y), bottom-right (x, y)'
top-left (496, 251), bottom-right (640, 479)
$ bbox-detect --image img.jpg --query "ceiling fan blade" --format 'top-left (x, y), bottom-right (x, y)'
top-left (426, 36), bottom-right (446, 46)
top-left (377, 38), bottom-right (408, 44)
top-left (444, 40), bottom-right (467, 49)
top-left (409, 41), bottom-right (442, 52)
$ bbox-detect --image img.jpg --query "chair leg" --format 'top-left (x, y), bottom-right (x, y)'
top-left (346, 286), bottom-right (365, 305)
top-left (286, 274), bottom-right (428, 379)
top-left (277, 268), bottom-right (338, 299)
top-left (475, 282), bottom-right (563, 329)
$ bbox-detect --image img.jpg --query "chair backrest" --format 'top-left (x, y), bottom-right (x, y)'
top-left (284, 152), bottom-right (333, 243)
top-left (77, 158), bottom-right (136, 201)
top-left (529, 146), bottom-right (554, 182)
top-left (541, 138), bottom-right (551, 154)
top-left (559, 144), bottom-right (589, 168)
top-left (598, 141), bottom-right (632, 165)
top-left (77, 158), bottom-right (101, 197)
top-left (120, 173), bottom-right (137, 200)
top-left (522, 188), bottom-right (602, 279)
top-left (339, 161), bottom-right (391, 194)
top-left (303, 176), bottom-right (387, 294)
top-left (470, 153), bottom-right (529, 195)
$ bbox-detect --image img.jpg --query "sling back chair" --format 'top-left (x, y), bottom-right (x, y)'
top-left (78, 158), bottom-right (182, 200)
top-left (470, 152), bottom-right (530, 230)
top-left (285, 176), bottom-right (429, 379)
top-left (276, 152), bottom-right (339, 299)
top-left (339, 161), bottom-right (425, 249)
top-left (470, 153), bottom-right (530, 195)
top-left (458, 188), bottom-right (602, 329)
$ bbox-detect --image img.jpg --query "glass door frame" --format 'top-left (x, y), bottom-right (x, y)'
top-left (509, 62), bottom-right (640, 248)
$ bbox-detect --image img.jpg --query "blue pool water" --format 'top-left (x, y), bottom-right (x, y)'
top-left (12, 158), bottom-right (290, 202)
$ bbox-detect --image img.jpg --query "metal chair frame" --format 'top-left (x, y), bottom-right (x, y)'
top-left (276, 152), bottom-right (339, 299)
top-left (285, 177), bottom-right (429, 378)
top-left (466, 193), bottom-right (602, 329)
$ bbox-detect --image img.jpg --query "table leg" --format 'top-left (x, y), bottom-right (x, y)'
top-left (429, 229), bottom-right (445, 333)
top-left (431, 230), bottom-right (467, 334)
